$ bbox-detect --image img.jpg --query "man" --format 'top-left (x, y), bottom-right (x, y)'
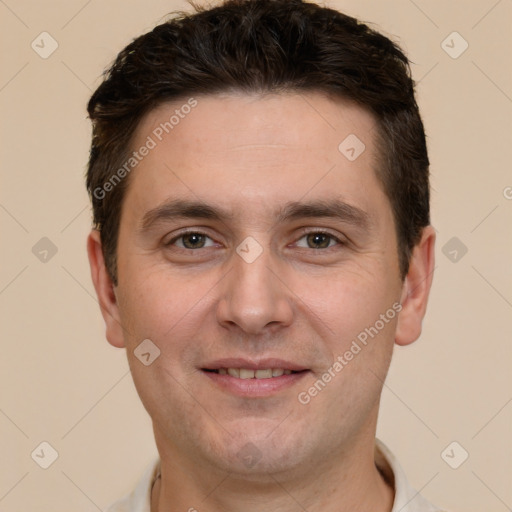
top-left (86, 0), bottom-right (443, 510)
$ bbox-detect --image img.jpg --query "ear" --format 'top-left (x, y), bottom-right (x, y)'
top-left (395, 225), bottom-right (436, 347)
top-left (87, 229), bottom-right (126, 348)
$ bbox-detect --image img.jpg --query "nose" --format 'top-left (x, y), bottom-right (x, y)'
top-left (216, 241), bottom-right (294, 335)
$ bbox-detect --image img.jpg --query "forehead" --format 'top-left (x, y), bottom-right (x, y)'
top-left (135, 91), bottom-right (377, 156)
top-left (122, 92), bottom-right (389, 226)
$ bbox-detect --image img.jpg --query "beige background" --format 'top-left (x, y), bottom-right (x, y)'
top-left (1, 0), bottom-right (511, 510)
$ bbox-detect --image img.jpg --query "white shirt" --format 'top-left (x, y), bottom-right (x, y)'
top-left (106, 439), bottom-right (447, 512)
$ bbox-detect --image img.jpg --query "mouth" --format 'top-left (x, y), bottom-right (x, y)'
top-left (200, 359), bottom-right (310, 397)
top-left (202, 368), bottom-right (306, 379)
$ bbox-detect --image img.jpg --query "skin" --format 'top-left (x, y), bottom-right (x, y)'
top-left (88, 92), bottom-right (435, 512)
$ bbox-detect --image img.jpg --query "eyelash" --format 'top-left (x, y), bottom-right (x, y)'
top-left (165, 229), bottom-right (346, 251)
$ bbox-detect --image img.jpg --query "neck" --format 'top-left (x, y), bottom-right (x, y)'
top-left (151, 431), bottom-right (394, 512)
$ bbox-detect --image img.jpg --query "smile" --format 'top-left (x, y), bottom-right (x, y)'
top-left (206, 368), bottom-right (298, 379)
top-left (201, 367), bottom-right (309, 397)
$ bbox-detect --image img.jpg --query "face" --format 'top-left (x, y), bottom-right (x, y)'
top-left (88, 92), bottom-right (434, 478)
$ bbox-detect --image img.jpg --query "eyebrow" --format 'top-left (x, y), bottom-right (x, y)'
top-left (140, 199), bottom-right (233, 230)
top-left (276, 199), bottom-right (370, 229)
top-left (140, 198), bottom-right (371, 231)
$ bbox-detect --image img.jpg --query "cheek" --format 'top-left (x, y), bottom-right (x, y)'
top-left (302, 274), bottom-right (398, 409)
top-left (298, 267), bottom-right (397, 338)
top-left (116, 266), bottom-right (219, 362)
top-left (116, 271), bottom-right (178, 344)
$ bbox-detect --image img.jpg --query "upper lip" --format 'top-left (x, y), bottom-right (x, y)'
top-left (201, 358), bottom-right (309, 371)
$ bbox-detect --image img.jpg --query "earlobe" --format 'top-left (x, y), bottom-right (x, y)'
top-left (395, 225), bottom-right (436, 347)
top-left (87, 230), bottom-right (126, 348)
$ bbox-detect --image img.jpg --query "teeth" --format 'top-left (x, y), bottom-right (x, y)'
top-left (239, 369), bottom-right (255, 379)
top-left (227, 368), bottom-right (240, 378)
top-left (217, 368), bottom-right (295, 379)
top-left (255, 369), bottom-right (273, 379)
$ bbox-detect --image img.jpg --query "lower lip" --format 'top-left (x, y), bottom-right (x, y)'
top-left (201, 370), bottom-right (310, 397)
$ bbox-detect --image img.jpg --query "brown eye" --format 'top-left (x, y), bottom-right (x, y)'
top-left (166, 231), bottom-right (215, 249)
top-left (181, 233), bottom-right (206, 249)
top-left (295, 231), bottom-right (341, 250)
top-left (306, 232), bottom-right (332, 249)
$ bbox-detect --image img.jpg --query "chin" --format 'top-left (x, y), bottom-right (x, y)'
top-left (203, 423), bottom-right (311, 477)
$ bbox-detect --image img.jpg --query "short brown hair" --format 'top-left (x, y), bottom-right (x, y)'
top-left (86, 0), bottom-right (430, 285)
